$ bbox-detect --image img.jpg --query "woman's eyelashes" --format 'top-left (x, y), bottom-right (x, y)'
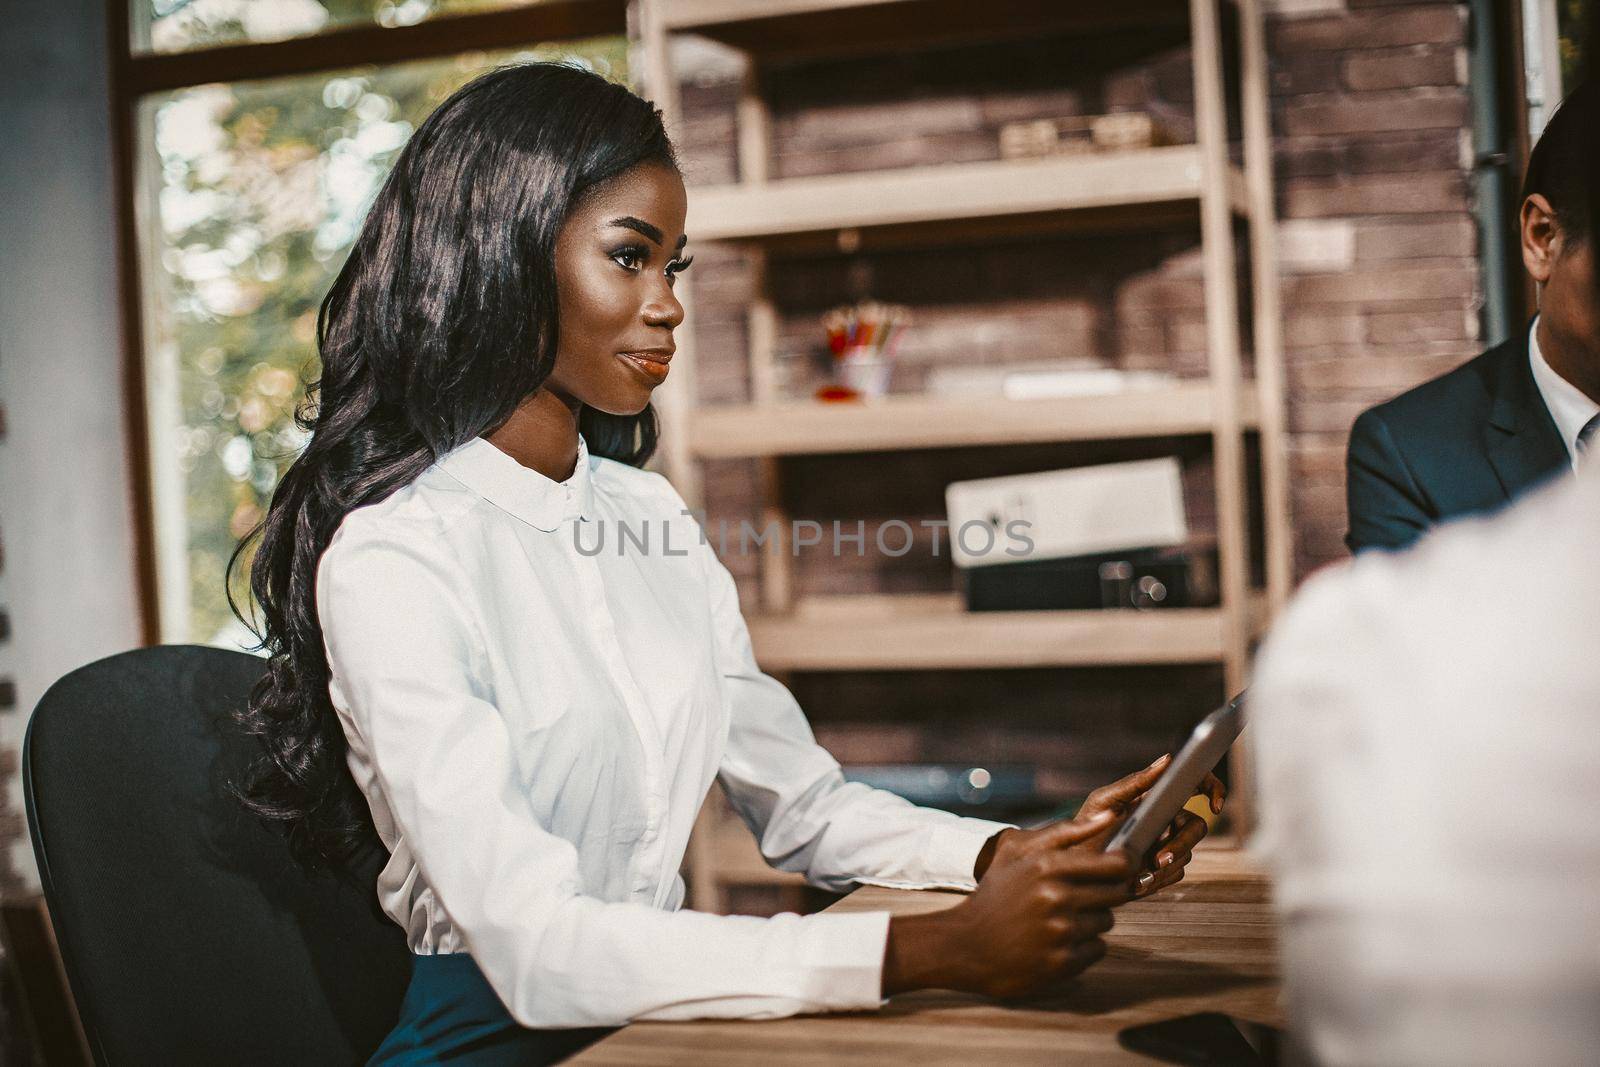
top-left (608, 244), bottom-right (645, 271)
top-left (608, 245), bottom-right (693, 280)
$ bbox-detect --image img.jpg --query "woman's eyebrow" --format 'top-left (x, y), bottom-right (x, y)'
top-left (608, 215), bottom-right (688, 250)
top-left (609, 216), bottom-right (663, 244)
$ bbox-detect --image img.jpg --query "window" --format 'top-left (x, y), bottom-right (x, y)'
top-left (116, 4), bottom-right (630, 644)
top-left (1523, 0), bottom-right (1593, 136)
top-left (134, 0), bottom-right (552, 54)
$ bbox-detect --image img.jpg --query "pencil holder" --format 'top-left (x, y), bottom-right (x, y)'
top-left (818, 301), bottom-right (909, 402)
top-left (837, 343), bottom-right (892, 399)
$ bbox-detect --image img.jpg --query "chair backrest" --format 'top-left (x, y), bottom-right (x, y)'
top-left (23, 645), bottom-right (411, 1066)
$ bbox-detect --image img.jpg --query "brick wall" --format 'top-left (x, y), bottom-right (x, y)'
top-left (1269, 0), bottom-right (1478, 567)
top-left (668, 0), bottom-right (1481, 901)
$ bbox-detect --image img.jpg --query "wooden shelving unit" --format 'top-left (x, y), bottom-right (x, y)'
top-left (745, 593), bottom-right (1273, 672)
top-left (660, 0), bottom-right (1195, 60)
top-left (686, 146), bottom-right (1248, 242)
top-left (638, 0), bottom-right (1292, 914)
top-left (688, 384), bottom-right (1260, 458)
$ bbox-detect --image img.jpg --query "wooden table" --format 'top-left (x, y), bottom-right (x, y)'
top-left (570, 848), bottom-right (1281, 1065)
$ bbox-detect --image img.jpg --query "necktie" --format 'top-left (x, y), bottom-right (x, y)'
top-left (1579, 414), bottom-right (1600, 464)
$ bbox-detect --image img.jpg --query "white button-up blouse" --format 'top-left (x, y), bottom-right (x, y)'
top-left (315, 432), bottom-right (1013, 1028)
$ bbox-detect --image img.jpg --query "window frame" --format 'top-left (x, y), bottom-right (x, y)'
top-left (106, 0), bottom-right (630, 643)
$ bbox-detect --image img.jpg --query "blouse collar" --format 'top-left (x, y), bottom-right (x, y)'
top-left (436, 433), bottom-right (596, 532)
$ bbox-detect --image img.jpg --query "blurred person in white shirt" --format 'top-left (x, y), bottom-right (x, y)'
top-left (1251, 447), bottom-right (1600, 1065)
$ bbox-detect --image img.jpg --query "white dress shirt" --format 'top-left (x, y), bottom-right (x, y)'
top-left (1250, 462), bottom-right (1600, 1065)
top-left (315, 432), bottom-right (1013, 1028)
top-left (1528, 315), bottom-right (1600, 468)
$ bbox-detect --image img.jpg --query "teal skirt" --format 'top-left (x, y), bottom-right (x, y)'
top-left (368, 952), bottom-right (615, 1065)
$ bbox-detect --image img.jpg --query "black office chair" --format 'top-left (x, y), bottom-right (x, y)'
top-left (23, 645), bottom-right (412, 1065)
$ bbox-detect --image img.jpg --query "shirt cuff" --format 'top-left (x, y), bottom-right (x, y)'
top-left (800, 909), bottom-right (892, 1012)
top-left (930, 816), bottom-right (1018, 888)
top-left (856, 815), bottom-right (1018, 893)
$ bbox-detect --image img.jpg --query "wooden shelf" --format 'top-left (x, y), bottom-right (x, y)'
top-left (746, 592), bottom-right (1262, 671)
top-left (686, 147), bottom-right (1247, 243)
top-left (663, 0), bottom-right (1191, 60)
top-left (687, 384), bottom-right (1260, 458)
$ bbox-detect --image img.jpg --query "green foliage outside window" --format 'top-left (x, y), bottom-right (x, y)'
top-left (1558, 0), bottom-right (1593, 85)
top-left (141, 29), bottom-right (629, 644)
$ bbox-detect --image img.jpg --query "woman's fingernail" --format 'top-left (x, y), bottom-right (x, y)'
top-left (1157, 852), bottom-right (1174, 869)
top-left (1149, 754), bottom-right (1169, 769)
top-left (1137, 872), bottom-right (1156, 892)
top-left (1213, 797), bottom-right (1223, 813)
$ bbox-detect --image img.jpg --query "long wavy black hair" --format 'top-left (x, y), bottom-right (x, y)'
top-left (227, 62), bottom-right (677, 873)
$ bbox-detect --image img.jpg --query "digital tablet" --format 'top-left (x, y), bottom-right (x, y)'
top-left (1103, 693), bottom-right (1246, 860)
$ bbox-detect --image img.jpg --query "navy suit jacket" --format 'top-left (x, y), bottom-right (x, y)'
top-left (1345, 327), bottom-right (1570, 553)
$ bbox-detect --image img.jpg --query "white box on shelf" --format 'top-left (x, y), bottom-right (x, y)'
top-left (925, 361), bottom-right (1175, 400)
top-left (944, 457), bottom-right (1187, 568)
top-left (1002, 368), bottom-right (1174, 400)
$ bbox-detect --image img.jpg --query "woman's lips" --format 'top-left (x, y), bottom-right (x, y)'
top-left (617, 351), bottom-right (671, 385)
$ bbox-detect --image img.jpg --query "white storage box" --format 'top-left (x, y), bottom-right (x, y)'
top-left (944, 457), bottom-right (1188, 568)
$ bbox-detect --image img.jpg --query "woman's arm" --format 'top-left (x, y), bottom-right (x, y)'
top-left (671, 482), bottom-right (1017, 894)
top-left (317, 523), bottom-right (896, 1028)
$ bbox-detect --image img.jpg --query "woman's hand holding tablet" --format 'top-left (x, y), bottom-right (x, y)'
top-left (883, 723), bottom-right (1232, 1002)
top-left (1099, 695), bottom-right (1243, 887)
top-left (970, 733), bottom-right (1229, 902)
top-left (883, 811), bottom-right (1135, 1000)
top-left (1081, 753), bottom-right (1224, 897)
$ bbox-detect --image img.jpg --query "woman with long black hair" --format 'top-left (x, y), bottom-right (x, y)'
top-left (230, 62), bottom-right (1217, 1064)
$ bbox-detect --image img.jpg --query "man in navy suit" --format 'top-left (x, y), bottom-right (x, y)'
top-left (1346, 81), bottom-right (1600, 553)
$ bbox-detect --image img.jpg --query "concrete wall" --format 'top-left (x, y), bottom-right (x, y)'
top-left (0, 0), bottom-right (144, 895)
